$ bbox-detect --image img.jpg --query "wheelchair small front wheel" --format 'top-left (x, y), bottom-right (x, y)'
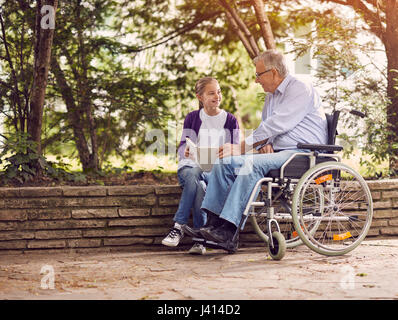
top-left (268, 231), bottom-right (286, 260)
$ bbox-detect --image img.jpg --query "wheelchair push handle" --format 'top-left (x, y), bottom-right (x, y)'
top-left (339, 108), bottom-right (366, 118)
top-left (349, 109), bottom-right (366, 118)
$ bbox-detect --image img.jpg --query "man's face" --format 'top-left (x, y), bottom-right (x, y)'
top-left (255, 60), bottom-right (276, 93)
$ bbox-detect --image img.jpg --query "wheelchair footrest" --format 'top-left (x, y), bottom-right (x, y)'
top-left (192, 237), bottom-right (238, 254)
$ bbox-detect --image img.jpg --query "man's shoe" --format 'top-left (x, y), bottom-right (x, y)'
top-left (162, 224), bottom-right (184, 247)
top-left (181, 225), bottom-right (202, 238)
top-left (202, 210), bottom-right (224, 230)
top-left (188, 243), bottom-right (206, 255)
top-left (200, 222), bottom-right (235, 243)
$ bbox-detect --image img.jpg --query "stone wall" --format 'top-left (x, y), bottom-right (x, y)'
top-left (0, 180), bottom-right (397, 254)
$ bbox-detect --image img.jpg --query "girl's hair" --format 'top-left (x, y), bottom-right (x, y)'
top-left (195, 77), bottom-right (218, 109)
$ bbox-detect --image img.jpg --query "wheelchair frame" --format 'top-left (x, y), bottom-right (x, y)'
top-left (193, 111), bottom-right (374, 260)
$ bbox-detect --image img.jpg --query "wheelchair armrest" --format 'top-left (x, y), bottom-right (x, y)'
top-left (297, 143), bottom-right (343, 152)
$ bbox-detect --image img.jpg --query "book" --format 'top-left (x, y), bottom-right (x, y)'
top-left (185, 137), bottom-right (219, 172)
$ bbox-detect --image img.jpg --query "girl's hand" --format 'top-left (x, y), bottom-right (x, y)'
top-left (217, 143), bottom-right (241, 159)
top-left (184, 146), bottom-right (190, 158)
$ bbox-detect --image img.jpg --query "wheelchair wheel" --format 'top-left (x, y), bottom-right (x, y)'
top-left (250, 189), bottom-right (322, 248)
top-left (292, 162), bottom-right (373, 256)
top-left (268, 231), bottom-right (286, 260)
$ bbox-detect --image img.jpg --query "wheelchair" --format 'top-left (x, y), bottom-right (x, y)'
top-left (193, 110), bottom-right (374, 260)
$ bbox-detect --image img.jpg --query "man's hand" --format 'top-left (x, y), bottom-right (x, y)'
top-left (218, 143), bottom-right (242, 159)
top-left (258, 143), bottom-right (274, 154)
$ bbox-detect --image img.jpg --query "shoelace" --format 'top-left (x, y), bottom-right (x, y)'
top-left (168, 228), bottom-right (181, 239)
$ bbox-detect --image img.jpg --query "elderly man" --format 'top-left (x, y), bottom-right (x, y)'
top-left (198, 49), bottom-right (328, 244)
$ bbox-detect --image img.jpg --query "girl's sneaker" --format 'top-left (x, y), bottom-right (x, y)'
top-left (162, 223), bottom-right (184, 247)
top-left (188, 243), bottom-right (206, 255)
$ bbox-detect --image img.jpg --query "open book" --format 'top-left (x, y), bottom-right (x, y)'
top-left (186, 138), bottom-right (219, 172)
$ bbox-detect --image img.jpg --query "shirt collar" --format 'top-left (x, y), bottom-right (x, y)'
top-left (274, 74), bottom-right (292, 95)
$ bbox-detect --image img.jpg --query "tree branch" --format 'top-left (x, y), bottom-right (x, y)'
top-left (218, 0), bottom-right (260, 57)
top-left (321, 0), bottom-right (386, 41)
top-left (224, 10), bottom-right (256, 58)
top-left (0, 10), bottom-right (22, 130)
top-left (125, 10), bottom-right (222, 52)
top-left (251, 0), bottom-right (276, 49)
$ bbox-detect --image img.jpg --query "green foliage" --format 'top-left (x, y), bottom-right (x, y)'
top-left (43, 0), bottom-right (175, 168)
top-left (1, 0), bottom-right (394, 181)
top-left (0, 132), bottom-right (88, 185)
top-left (0, 133), bottom-right (41, 183)
top-left (285, 5), bottom-right (393, 177)
top-left (339, 75), bottom-right (397, 177)
top-left (0, 2), bottom-right (35, 132)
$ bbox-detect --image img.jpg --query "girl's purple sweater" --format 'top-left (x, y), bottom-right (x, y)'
top-left (177, 109), bottom-right (240, 161)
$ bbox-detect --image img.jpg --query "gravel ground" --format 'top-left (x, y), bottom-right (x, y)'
top-left (0, 239), bottom-right (397, 300)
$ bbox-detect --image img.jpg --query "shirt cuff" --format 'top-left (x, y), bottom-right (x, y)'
top-left (245, 134), bottom-right (255, 146)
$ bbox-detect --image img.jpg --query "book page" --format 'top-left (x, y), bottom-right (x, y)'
top-left (185, 138), bottom-right (198, 162)
top-left (185, 138), bottom-right (219, 172)
top-left (197, 146), bottom-right (219, 171)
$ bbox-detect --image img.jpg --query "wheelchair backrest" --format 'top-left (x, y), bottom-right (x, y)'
top-left (326, 111), bottom-right (340, 145)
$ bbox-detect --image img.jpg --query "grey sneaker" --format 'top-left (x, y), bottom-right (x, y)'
top-left (162, 224), bottom-right (184, 247)
top-left (188, 243), bottom-right (206, 255)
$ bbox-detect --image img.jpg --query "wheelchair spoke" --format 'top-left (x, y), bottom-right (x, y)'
top-left (292, 162), bottom-right (373, 256)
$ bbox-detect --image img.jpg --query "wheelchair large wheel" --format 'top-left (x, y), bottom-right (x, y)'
top-left (291, 162), bottom-right (373, 256)
top-left (251, 188), bottom-right (323, 248)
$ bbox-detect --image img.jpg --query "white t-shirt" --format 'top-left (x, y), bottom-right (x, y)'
top-left (178, 109), bottom-right (228, 170)
top-left (198, 109), bottom-right (227, 147)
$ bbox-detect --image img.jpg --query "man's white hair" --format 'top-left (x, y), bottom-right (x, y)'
top-left (253, 50), bottom-right (289, 78)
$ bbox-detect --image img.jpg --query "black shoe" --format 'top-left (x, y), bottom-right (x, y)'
top-left (202, 210), bottom-right (223, 229)
top-left (200, 222), bottom-right (236, 243)
top-left (181, 225), bottom-right (202, 238)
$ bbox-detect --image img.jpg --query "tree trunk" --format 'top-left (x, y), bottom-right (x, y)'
top-left (324, 0), bottom-right (398, 174)
top-left (218, 0), bottom-right (260, 58)
top-left (224, 10), bottom-right (257, 59)
top-left (50, 57), bottom-right (95, 172)
top-left (227, 85), bottom-right (245, 140)
top-left (77, 8), bottom-right (99, 172)
top-left (28, 0), bottom-right (58, 155)
top-left (251, 0), bottom-right (276, 49)
top-left (385, 0), bottom-right (398, 172)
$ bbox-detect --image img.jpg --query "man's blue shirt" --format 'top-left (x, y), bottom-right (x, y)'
top-left (245, 74), bottom-right (328, 150)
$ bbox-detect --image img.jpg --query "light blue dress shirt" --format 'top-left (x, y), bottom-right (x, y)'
top-left (245, 74), bottom-right (328, 150)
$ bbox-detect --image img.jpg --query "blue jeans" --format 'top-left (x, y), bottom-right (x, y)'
top-left (201, 149), bottom-right (305, 229)
top-left (174, 166), bottom-right (210, 228)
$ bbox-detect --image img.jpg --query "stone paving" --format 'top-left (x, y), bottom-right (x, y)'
top-left (0, 239), bottom-right (397, 300)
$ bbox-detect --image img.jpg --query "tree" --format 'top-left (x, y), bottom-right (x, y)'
top-left (0, 0), bottom-right (58, 181)
top-left (28, 0), bottom-right (58, 156)
top-left (173, 0), bottom-right (398, 174)
top-left (319, 0), bottom-right (398, 172)
top-left (136, 0), bottom-right (280, 130)
top-left (47, 0), bottom-right (172, 171)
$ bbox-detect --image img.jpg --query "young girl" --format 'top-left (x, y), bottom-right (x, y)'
top-left (162, 77), bottom-right (240, 254)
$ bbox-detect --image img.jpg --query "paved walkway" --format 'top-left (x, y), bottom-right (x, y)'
top-left (0, 239), bottom-right (397, 300)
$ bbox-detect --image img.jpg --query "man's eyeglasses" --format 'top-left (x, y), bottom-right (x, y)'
top-left (255, 68), bottom-right (272, 78)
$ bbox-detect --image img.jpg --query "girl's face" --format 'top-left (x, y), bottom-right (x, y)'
top-left (197, 80), bottom-right (222, 109)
